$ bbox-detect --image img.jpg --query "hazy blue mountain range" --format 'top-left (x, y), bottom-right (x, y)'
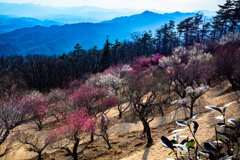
top-left (0, 2), bottom-right (143, 23)
top-left (0, 16), bottom-right (62, 34)
top-left (0, 2), bottom-right (215, 23)
top-left (0, 10), bottom-right (199, 56)
top-left (101, 11), bottom-right (197, 32)
top-left (0, 23), bottom-right (133, 56)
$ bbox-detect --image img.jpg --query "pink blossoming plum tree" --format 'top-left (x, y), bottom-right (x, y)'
top-left (0, 90), bottom-right (46, 156)
top-left (47, 109), bottom-right (96, 160)
top-left (25, 91), bottom-right (49, 130)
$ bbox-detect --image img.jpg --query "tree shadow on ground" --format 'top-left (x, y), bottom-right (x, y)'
top-left (141, 144), bottom-right (152, 160)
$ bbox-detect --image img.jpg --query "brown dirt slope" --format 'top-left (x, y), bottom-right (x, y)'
top-left (121, 81), bottom-right (240, 160)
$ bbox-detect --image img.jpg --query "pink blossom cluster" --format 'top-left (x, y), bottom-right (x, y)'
top-left (70, 84), bottom-right (107, 110)
top-left (131, 57), bottom-right (151, 70)
top-left (127, 68), bottom-right (137, 74)
top-left (139, 58), bottom-right (151, 68)
top-left (68, 79), bottom-right (84, 90)
top-left (97, 98), bottom-right (117, 111)
top-left (152, 54), bottom-right (165, 65)
top-left (0, 91), bottom-right (49, 134)
top-left (47, 109), bottom-right (96, 143)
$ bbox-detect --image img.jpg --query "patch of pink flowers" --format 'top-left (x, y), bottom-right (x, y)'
top-left (47, 109), bottom-right (96, 143)
top-left (127, 68), bottom-right (137, 74)
top-left (70, 84), bottom-right (107, 109)
top-left (131, 56), bottom-right (151, 70)
top-left (152, 54), bottom-right (165, 65)
top-left (97, 98), bottom-right (117, 112)
top-left (139, 58), bottom-right (151, 68)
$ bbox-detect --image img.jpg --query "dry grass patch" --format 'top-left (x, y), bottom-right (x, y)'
top-left (127, 134), bottom-right (135, 138)
top-left (135, 136), bottom-right (142, 139)
top-left (118, 134), bottom-right (125, 137)
top-left (78, 155), bottom-right (84, 158)
top-left (93, 148), bottom-right (98, 151)
top-left (118, 142), bottom-right (131, 147)
top-left (103, 149), bottom-right (114, 155)
top-left (112, 149), bottom-right (123, 155)
top-left (87, 142), bottom-right (98, 148)
top-left (129, 148), bottom-right (135, 153)
top-left (110, 141), bottom-right (120, 144)
top-left (133, 141), bottom-right (145, 147)
top-left (152, 133), bottom-right (159, 137)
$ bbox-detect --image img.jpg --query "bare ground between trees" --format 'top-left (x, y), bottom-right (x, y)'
top-left (1, 81), bottom-right (240, 160)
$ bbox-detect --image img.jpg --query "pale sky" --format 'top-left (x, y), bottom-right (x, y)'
top-left (0, 0), bottom-right (226, 12)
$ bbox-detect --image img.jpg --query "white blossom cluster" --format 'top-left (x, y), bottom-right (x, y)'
top-left (86, 65), bottom-right (131, 96)
top-left (219, 32), bottom-right (240, 45)
top-left (159, 55), bottom-right (181, 69)
top-left (187, 45), bottom-right (212, 62)
top-left (26, 90), bottom-right (45, 101)
top-left (171, 83), bottom-right (211, 106)
top-left (188, 52), bottom-right (212, 62)
top-left (171, 98), bottom-right (191, 105)
top-left (98, 73), bottom-right (124, 88)
top-left (48, 89), bottom-right (66, 103)
top-left (185, 83), bottom-right (211, 97)
top-left (120, 64), bottom-right (132, 72)
top-left (159, 44), bottom-right (212, 70)
top-left (86, 74), bottom-right (101, 86)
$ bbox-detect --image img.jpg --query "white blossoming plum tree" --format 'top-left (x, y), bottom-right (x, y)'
top-left (171, 83), bottom-right (211, 117)
top-left (159, 43), bottom-right (212, 99)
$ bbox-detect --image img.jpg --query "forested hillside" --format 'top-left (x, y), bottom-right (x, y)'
top-left (0, 0), bottom-right (239, 92)
top-left (0, 0), bottom-right (240, 160)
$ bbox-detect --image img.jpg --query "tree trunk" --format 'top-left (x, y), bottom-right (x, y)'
top-left (90, 132), bottom-right (94, 142)
top-left (72, 137), bottom-right (80, 160)
top-left (118, 110), bottom-right (122, 119)
top-left (141, 119), bottom-right (153, 147)
top-left (190, 106), bottom-right (193, 119)
top-left (228, 77), bottom-right (240, 91)
top-left (38, 152), bottom-right (42, 160)
top-left (190, 99), bottom-right (196, 118)
top-left (158, 105), bottom-right (164, 116)
top-left (36, 120), bottom-right (43, 131)
top-left (53, 114), bottom-right (59, 122)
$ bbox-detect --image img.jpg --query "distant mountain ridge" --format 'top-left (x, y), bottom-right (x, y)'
top-left (0, 10), bottom-right (197, 56)
top-left (0, 16), bottom-right (62, 34)
top-left (0, 2), bottom-right (215, 23)
top-left (101, 10), bottom-right (196, 31)
top-left (0, 2), bottom-right (142, 22)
